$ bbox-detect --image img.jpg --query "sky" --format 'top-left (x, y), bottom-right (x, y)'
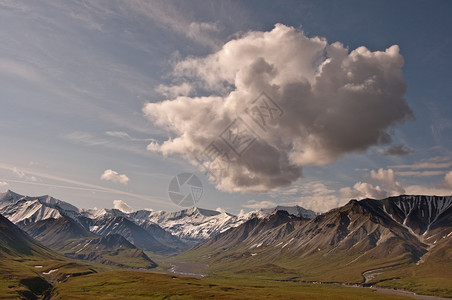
top-left (1, 0), bottom-right (451, 214)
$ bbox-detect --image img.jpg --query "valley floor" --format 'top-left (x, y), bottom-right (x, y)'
top-left (371, 287), bottom-right (451, 300)
top-left (51, 270), bottom-right (422, 300)
top-left (1, 256), bottom-right (451, 300)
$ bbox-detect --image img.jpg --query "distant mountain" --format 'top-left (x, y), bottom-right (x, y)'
top-left (0, 190), bottom-right (79, 225)
top-left (0, 190), bottom-right (318, 251)
top-left (0, 190), bottom-right (187, 254)
top-left (55, 234), bottom-right (156, 269)
top-left (128, 207), bottom-right (243, 245)
top-left (20, 215), bottom-right (96, 247)
top-left (128, 206), bottom-right (318, 246)
top-left (242, 205), bottom-right (317, 220)
top-left (0, 212), bottom-right (97, 299)
top-left (183, 195), bottom-right (452, 284)
top-left (0, 190), bottom-right (23, 209)
top-left (89, 215), bottom-right (184, 254)
top-left (0, 213), bottom-right (56, 259)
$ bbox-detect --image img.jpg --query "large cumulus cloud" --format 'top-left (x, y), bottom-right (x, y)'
top-left (144, 24), bottom-right (413, 193)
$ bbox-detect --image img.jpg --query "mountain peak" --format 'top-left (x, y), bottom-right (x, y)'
top-left (178, 206), bottom-right (222, 218)
top-left (0, 189), bottom-right (24, 203)
top-left (215, 207), bottom-right (227, 214)
top-left (247, 205), bottom-right (317, 220)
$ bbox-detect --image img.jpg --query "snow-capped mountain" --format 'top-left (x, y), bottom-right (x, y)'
top-left (0, 190), bottom-right (23, 209)
top-left (240, 205), bottom-right (318, 220)
top-left (0, 190), bottom-right (78, 225)
top-left (20, 215), bottom-right (95, 247)
top-left (0, 190), bottom-right (186, 253)
top-left (0, 190), bottom-right (318, 248)
top-left (55, 234), bottom-right (156, 269)
top-left (126, 206), bottom-right (319, 245)
top-left (381, 195), bottom-right (452, 238)
top-left (88, 215), bottom-right (187, 253)
top-left (128, 207), bottom-right (245, 245)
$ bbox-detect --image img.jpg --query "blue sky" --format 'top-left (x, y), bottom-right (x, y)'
top-left (0, 0), bottom-right (451, 214)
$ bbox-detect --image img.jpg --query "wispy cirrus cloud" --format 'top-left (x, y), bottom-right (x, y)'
top-left (0, 0), bottom-right (162, 135)
top-left (375, 144), bottom-right (414, 156)
top-left (395, 170), bottom-right (446, 177)
top-left (12, 167), bottom-right (39, 182)
top-left (64, 131), bottom-right (151, 156)
top-left (390, 161), bottom-right (452, 170)
top-left (389, 156), bottom-right (452, 170)
top-left (0, 58), bottom-right (44, 84)
top-left (105, 131), bottom-right (155, 142)
top-left (124, 0), bottom-right (221, 48)
top-left (0, 163), bottom-right (167, 205)
top-left (242, 199), bottom-right (277, 209)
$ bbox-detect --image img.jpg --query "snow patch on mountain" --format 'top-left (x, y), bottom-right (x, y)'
top-left (240, 205), bottom-right (317, 221)
top-left (128, 207), bottom-right (242, 244)
top-left (0, 190), bottom-right (318, 246)
top-left (0, 190), bottom-right (23, 209)
top-left (0, 191), bottom-right (80, 225)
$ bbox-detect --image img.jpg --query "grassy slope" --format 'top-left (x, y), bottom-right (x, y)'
top-left (56, 237), bottom-right (157, 269)
top-left (171, 237), bottom-right (452, 298)
top-left (0, 248), bottom-right (446, 299)
top-left (374, 238), bottom-right (452, 298)
top-left (52, 270), bottom-right (414, 300)
top-left (0, 256), bottom-right (96, 299)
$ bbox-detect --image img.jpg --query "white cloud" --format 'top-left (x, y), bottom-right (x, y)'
top-left (113, 199), bottom-right (133, 213)
top-left (440, 170), bottom-right (452, 189)
top-left (156, 82), bottom-right (193, 98)
top-left (340, 168), bottom-right (404, 200)
top-left (144, 24), bottom-right (412, 193)
top-left (297, 181), bottom-right (344, 213)
top-left (340, 182), bottom-right (389, 200)
top-left (404, 185), bottom-right (452, 196)
top-left (445, 171), bottom-right (452, 187)
top-left (186, 21), bottom-right (220, 47)
top-left (370, 168), bottom-right (405, 194)
top-left (100, 169), bottom-right (130, 185)
top-left (0, 181), bottom-right (8, 186)
top-left (340, 167), bottom-right (452, 200)
top-left (146, 141), bottom-right (161, 152)
top-left (242, 200), bottom-right (277, 209)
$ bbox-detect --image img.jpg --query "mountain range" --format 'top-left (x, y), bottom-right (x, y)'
top-left (1, 189), bottom-right (451, 297)
top-left (182, 195), bottom-right (452, 287)
top-left (0, 190), bottom-right (317, 260)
